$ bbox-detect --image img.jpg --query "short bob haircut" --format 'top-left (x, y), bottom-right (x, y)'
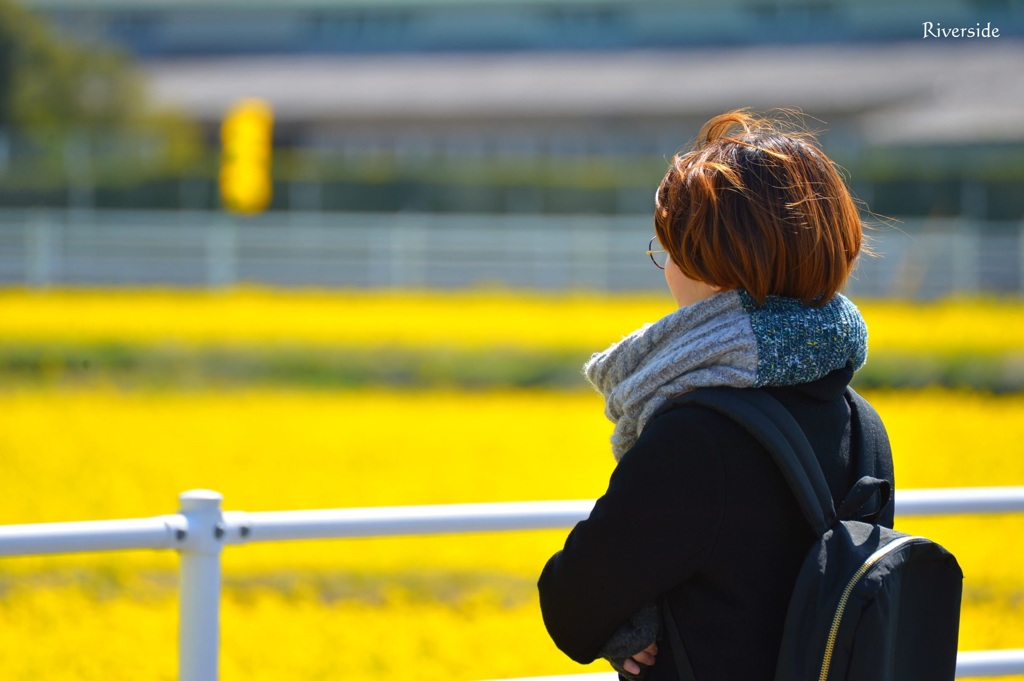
top-left (654, 110), bottom-right (862, 307)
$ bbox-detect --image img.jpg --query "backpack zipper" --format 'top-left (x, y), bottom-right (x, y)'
top-left (817, 535), bottom-right (922, 681)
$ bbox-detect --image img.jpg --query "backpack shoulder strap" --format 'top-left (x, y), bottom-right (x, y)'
top-left (659, 387), bottom-right (837, 536)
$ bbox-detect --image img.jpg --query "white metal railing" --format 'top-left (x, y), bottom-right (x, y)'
top-left (1, 488), bottom-right (1024, 680)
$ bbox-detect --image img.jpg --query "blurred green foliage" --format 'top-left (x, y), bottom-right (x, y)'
top-left (0, 1), bottom-right (135, 130)
top-left (2, 343), bottom-right (1021, 393)
top-left (0, 0), bottom-right (201, 185)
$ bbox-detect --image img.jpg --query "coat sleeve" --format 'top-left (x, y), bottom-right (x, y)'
top-left (846, 388), bottom-right (896, 528)
top-left (537, 406), bottom-right (731, 664)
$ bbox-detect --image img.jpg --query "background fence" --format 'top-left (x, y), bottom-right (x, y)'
top-left (0, 210), bottom-right (1022, 297)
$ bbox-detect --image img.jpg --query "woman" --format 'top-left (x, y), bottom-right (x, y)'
top-left (537, 110), bottom-right (893, 680)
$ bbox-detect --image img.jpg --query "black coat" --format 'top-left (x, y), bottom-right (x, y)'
top-left (538, 366), bottom-right (894, 681)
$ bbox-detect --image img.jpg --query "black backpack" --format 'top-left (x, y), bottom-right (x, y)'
top-left (658, 386), bottom-right (964, 681)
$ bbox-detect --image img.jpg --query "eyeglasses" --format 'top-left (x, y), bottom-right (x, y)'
top-left (646, 236), bottom-right (668, 270)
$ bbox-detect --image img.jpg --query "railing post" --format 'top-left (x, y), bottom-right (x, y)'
top-left (205, 218), bottom-right (237, 288)
top-left (26, 212), bottom-right (54, 288)
top-left (178, 490), bottom-right (225, 681)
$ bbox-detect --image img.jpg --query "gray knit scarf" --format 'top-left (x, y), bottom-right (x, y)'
top-left (585, 288), bottom-right (868, 461)
top-left (586, 288), bottom-right (868, 678)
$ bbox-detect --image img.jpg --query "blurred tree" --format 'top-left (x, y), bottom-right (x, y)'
top-left (0, 0), bottom-right (200, 190)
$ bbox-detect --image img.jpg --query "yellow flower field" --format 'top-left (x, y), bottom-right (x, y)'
top-left (0, 387), bottom-right (1022, 680)
top-left (1, 287), bottom-right (1023, 355)
top-left (1, 288), bottom-right (1022, 680)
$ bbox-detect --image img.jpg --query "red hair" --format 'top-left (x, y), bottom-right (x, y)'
top-left (654, 110), bottom-right (863, 306)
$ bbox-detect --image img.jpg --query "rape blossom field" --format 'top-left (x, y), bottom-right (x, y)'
top-left (2, 288), bottom-right (1023, 355)
top-left (0, 289), bottom-right (1022, 681)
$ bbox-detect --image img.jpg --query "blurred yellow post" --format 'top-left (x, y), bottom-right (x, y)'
top-left (219, 98), bottom-right (273, 214)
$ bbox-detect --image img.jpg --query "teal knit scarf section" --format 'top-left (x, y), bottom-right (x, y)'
top-left (740, 289), bottom-right (868, 387)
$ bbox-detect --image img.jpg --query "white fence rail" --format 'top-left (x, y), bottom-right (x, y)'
top-left (1, 487), bottom-right (1023, 680)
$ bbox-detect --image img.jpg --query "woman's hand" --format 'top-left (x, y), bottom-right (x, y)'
top-left (622, 642), bottom-right (658, 675)
top-left (596, 603), bottom-right (660, 679)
